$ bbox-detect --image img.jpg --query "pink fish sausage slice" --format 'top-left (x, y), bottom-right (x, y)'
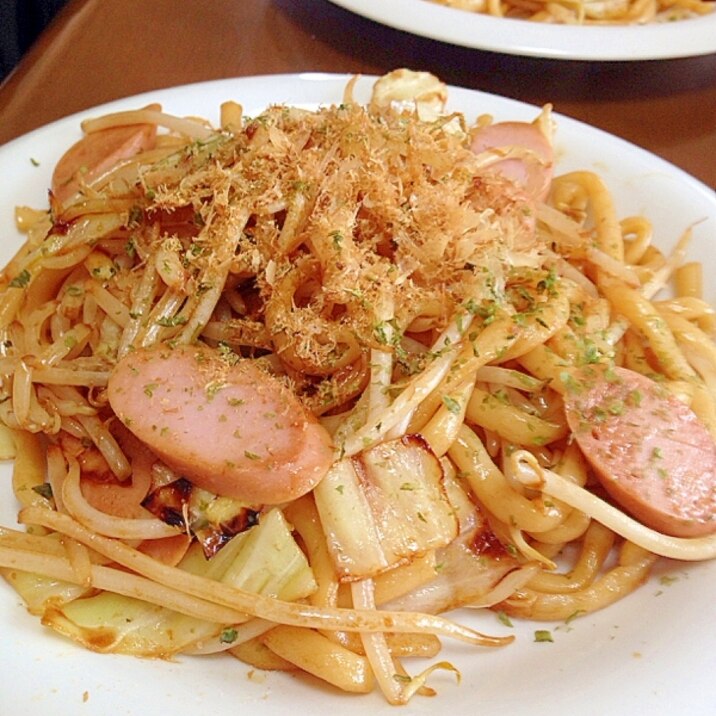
top-left (52, 122), bottom-right (157, 205)
top-left (564, 366), bottom-right (716, 538)
top-left (470, 121), bottom-right (553, 203)
top-left (108, 344), bottom-right (335, 504)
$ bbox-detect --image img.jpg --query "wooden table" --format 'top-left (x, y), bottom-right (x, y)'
top-left (0, 0), bottom-right (715, 188)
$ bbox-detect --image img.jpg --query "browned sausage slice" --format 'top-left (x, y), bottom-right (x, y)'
top-left (564, 365), bottom-right (716, 538)
top-left (107, 344), bottom-right (335, 504)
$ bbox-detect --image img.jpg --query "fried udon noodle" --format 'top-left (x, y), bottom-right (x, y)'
top-left (0, 70), bottom-right (714, 704)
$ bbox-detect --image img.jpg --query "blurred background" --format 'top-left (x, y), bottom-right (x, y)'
top-left (0, 0), bottom-right (69, 81)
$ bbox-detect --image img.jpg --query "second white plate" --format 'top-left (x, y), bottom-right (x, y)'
top-left (327, 0), bottom-right (716, 60)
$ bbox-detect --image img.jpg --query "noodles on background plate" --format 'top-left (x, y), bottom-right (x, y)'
top-left (429, 0), bottom-right (715, 25)
top-left (0, 69), bottom-right (715, 706)
top-left (325, 0), bottom-right (716, 61)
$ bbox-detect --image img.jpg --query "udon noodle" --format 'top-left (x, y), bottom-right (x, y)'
top-left (0, 69), bottom-right (714, 704)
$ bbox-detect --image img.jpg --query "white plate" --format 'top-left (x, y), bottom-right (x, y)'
top-left (1, 74), bottom-right (715, 716)
top-left (327, 0), bottom-right (716, 60)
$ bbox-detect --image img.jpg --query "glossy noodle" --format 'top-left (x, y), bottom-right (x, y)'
top-left (0, 69), bottom-right (714, 705)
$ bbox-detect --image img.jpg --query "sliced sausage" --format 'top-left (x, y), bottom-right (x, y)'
top-left (51, 121), bottom-right (157, 205)
top-left (137, 534), bottom-right (192, 566)
top-left (470, 121), bottom-right (553, 203)
top-left (564, 365), bottom-right (716, 538)
top-left (107, 344), bottom-right (335, 504)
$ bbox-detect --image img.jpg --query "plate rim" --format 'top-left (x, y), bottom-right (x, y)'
top-left (325, 0), bottom-right (716, 61)
top-left (1, 71), bottom-right (715, 716)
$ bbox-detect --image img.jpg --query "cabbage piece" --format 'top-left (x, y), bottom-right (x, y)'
top-left (41, 508), bottom-right (316, 655)
top-left (1, 532), bottom-right (92, 613)
top-left (1, 568), bottom-right (89, 615)
top-left (44, 593), bottom-right (175, 655)
top-left (314, 435), bottom-right (458, 580)
top-left (141, 478), bottom-right (260, 558)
